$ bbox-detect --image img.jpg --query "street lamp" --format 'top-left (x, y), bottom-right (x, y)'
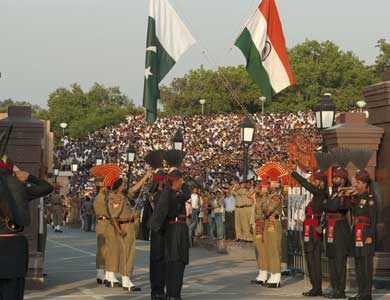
top-left (126, 145), bottom-right (136, 190)
top-left (71, 158), bottom-right (78, 173)
top-left (199, 99), bottom-right (206, 115)
top-left (240, 116), bottom-right (255, 182)
top-left (356, 100), bottom-right (367, 113)
top-left (60, 122), bottom-right (68, 137)
top-left (259, 96), bottom-right (266, 114)
top-left (172, 130), bottom-right (184, 151)
top-left (314, 93), bottom-right (336, 152)
top-left (53, 163), bottom-right (59, 183)
top-left (95, 152), bottom-right (103, 166)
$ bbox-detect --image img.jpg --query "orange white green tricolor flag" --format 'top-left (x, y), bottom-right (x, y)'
top-left (235, 0), bottom-right (295, 100)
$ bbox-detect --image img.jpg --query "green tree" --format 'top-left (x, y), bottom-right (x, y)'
top-left (46, 83), bottom-right (140, 139)
top-left (0, 98), bottom-right (44, 114)
top-left (374, 38), bottom-right (390, 76)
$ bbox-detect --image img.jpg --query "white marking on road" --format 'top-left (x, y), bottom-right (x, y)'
top-left (47, 238), bottom-right (95, 256)
top-left (79, 287), bottom-right (105, 300)
top-left (45, 255), bottom-right (93, 264)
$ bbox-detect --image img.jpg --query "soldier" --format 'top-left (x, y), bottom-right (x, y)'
top-left (347, 149), bottom-right (377, 300)
top-left (232, 181), bottom-right (253, 242)
top-left (250, 179), bottom-right (268, 285)
top-left (106, 171), bottom-right (150, 291)
top-left (83, 196), bottom-right (94, 232)
top-left (51, 186), bottom-right (64, 233)
top-left (324, 148), bottom-right (352, 299)
top-left (145, 150), bottom-right (168, 300)
top-left (88, 166), bottom-right (109, 285)
top-left (149, 149), bottom-right (191, 300)
top-left (0, 126), bottom-right (53, 300)
top-left (291, 152), bottom-right (332, 297)
top-left (263, 179), bottom-right (283, 288)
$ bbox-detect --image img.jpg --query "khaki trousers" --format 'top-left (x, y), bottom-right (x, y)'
top-left (234, 207), bottom-right (252, 241)
top-left (119, 223), bottom-right (136, 276)
top-left (264, 220), bottom-right (282, 273)
top-left (253, 232), bottom-right (267, 270)
top-left (105, 224), bottom-right (121, 273)
top-left (95, 221), bottom-right (108, 270)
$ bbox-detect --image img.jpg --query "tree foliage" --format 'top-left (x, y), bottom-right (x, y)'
top-left (0, 98), bottom-right (44, 114)
top-left (44, 83), bottom-right (140, 139)
top-left (374, 38), bottom-right (390, 76)
top-left (162, 39), bottom-right (380, 114)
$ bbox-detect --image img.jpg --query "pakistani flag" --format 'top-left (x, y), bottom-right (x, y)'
top-left (143, 0), bottom-right (196, 124)
top-left (235, 0), bottom-right (295, 100)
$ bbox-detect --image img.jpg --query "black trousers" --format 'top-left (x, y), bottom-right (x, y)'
top-left (84, 214), bottom-right (92, 231)
top-left (166, 261), bottom-right (185, 298)
top-left (305, 242), bottom-right (322, 292)
top-left (0, 278), bottom-right (25, 300)
top-left (150, 259), bottom-right (166, 295)
top-left (224, 211), bottom-right (235, 240)
top-left (328, 255), bottom-right (347, 293)
top-left (355, 256), bottom-right (373, 298)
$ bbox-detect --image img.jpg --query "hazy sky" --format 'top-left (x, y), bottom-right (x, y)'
top-left (0, 0), bottom-right (389, 108)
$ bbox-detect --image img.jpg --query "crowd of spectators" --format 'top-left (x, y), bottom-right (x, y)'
top-left (53, 112), bottom-right (320, 239)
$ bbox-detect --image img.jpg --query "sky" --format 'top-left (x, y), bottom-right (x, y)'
top-left (0, 0), bottom-right (389, 108)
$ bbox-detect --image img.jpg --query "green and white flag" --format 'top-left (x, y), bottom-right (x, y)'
top-left (143, 0), bottom-right (196, 124)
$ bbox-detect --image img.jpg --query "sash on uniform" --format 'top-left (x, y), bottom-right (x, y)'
top-left (353, 216), bottom-right (370, 248)
top-left (303, 218), bottom-right (318, 242)
top-left (255, 218), bottom-right (264, 237)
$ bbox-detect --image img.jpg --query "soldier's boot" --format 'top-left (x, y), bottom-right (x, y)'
top-left (122, 276), bottom-right (141, 292)
top-left (96, 269), bottom-right (105, 284)
top-left (105, 272), bottom-right (121, 288)
top-left (266, 273), bottom-right (281, 288)
top-left (250, 270), bottom-right (267, 286)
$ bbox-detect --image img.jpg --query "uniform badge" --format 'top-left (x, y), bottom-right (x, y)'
top-left (359, 199), bottom-right (366, 208)
top-left (369, 200), bottom-right (375, 206)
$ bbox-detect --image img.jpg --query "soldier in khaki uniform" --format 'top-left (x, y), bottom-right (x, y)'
top-left (91, 177), bottom-right (108, 285)
top-left (51, 186), bottom-right (63, 233)
top-left (263, 180), bottom-right (283, 288)
top-left (250, 180), bottom-right (268, 285)
top-left (232, 182), bottom-right (253, 242)
top-left (105, 172), bottom-right (150, 291)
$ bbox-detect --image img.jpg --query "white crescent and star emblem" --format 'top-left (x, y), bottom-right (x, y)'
top-left (145, 66), bottom-right (153, 79)
top-left (146, 46), bottom-right (157, 53)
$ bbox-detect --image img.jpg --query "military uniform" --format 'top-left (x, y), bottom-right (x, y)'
top-left (324, 191), bottom-right (351, 298)
top-left (263, 192), bottom-right (282, 287)
top-left (232, 187), bottom-right (253, 241)
top-left (252, 191), bottom-right (268, 284)
top-left (0, 168), bottom-right (53, 300)
top-left (51, 192), bottom-right (63, 232)
top-left (292, 171), bottom-right (327, 296)
top-left (83, 199), bottom-right (94, 232)
top-left (93, 190), bottom-right (108, 284)
top-left (349, 191), bottom-right (376, 300)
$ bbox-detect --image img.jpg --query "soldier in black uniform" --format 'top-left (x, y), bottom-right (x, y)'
top-left (145, 150), bottom-right (168, 300)
top-left (324, 148), bottom-right (352, 299)
top-left (149, 149), bottom-right (191, 300)
top-left (347, 149), bottom-right (377, 300)
top-left (291, 152), bottom-right (332, 297)
top-left (0, 126), bottom-right (53, 300)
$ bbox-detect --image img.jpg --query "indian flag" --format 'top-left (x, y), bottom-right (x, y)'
top-left (235, 0), bottom-right (295, 100)
top-left (143, 0), bottom-right (196, 124)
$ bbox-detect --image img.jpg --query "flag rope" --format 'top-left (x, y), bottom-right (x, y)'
top-left (169, 0), bottom-right (287, 165)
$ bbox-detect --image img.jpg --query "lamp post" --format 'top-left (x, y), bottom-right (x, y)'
top-left (314, 93), bottom-right (336, 152)
top-left (199, 99), bottom-right (206, 115)
top-left (60, 122), bottom-right (68, 137)
top-left (53, 163), bottom-right (59, 183)
top-left (356, 100), bottom-right (367, 113)
top-left (240, 116), bottom-right (255, 182)
top-left (172, 130), bottom-right (184, 151)
top-left (260, 96), bottom-right (266, 114)
top-left (126, 145), bottom-right (136, 191)
top-left (71, 158), bottom-right (78, 173)
top-left (95, 152), bottom-right (103, 166)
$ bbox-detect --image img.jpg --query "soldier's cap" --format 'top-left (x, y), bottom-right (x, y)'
top-left (333, 167), bottom-right (349, 179)
top-left (313, 152), bottom-right (332, 182)
top-left (350, 148), bottom-right (372, 185)
top-left (144, 150), bottom-right (165, 170)
top-left (89, 164), bottom-right (122, 187)
top-left (167, 168), bottom-right (183, 180)
top-left (330, 147), bottom-right (351, 179)
top-left (112, 178), bottom-right (124, 191)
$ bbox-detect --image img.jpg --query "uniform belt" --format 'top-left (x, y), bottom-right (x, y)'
top-left (306, 214), bottom-right (322, 220)
top-left (118, 218), bottom-right (135, 224)
top-left (326, 213), bottom-right (345, 220)
top-left (97, 216), bottom-right (109, 221)
top-left (235, 205), bottom-right (252, 208)
top-left (0, 234), bottom-right (19, 237)
top-left (353, 216), bottom-right (370, 225)
top-left (168, 214), bottom-right (187, 224)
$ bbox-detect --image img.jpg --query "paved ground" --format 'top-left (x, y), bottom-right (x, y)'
top-left (25, 227), bottom-right (390, 300)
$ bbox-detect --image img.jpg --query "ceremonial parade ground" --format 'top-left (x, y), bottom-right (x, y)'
top-left (24, 228), bottom-right (389, 300)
